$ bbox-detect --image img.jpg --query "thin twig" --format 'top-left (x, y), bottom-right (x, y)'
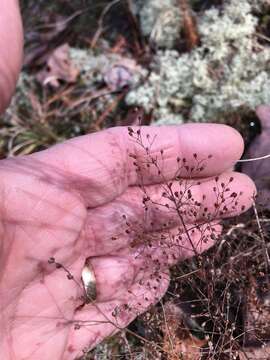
top-left (91, 0), bottom-right (122, 48)
top-left (160, 300), bottom-right (175, 355)
top-left (179, 0), bottom-right (200, 50)
top-left (237, 153), bottom-right (270, 162)
top-left (252, 201), bottom-right (270, 271)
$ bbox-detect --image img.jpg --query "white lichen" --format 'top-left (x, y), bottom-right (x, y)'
top-left (69, 47), bottom-right (146, 90)
top-left (137, 0), bottom-right (182, 48)
top-left (69, 48), bottom-right (123, 86)
top-left (4, 72), bottom-right (36, 119)
top-left (126, 0), bottom-right (270, 123)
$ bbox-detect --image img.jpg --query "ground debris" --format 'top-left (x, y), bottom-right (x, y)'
top-left (36, 44), bottom-right (79, 87)
top-left (162, 301), bottom-right (206, 360)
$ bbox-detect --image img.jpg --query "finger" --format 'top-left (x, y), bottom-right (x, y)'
top-left (84, 172), bottom-right (255, 255)
top-left (46, 254), bottom-right (136, 305)
top-left (85, 256), bottom-right (136, 302)
top-left (130, 222), bottom-right (223, 269)
top-left (80, 222), bottom-right (221, 307)
top-left (256, 104), bottom-right (270, 128)
top-left (66, 222), bottom-right (222, 357)
top-left (31, 124), bottom-right (244, 207)
top-left (64, 270), bottom-right (170, 360)
top-left (117, 171), bottom-right (255, 224)
top-left (0, 0), bottom-right (23, 113)
top-left (82, 222), bottom-right (221, 307)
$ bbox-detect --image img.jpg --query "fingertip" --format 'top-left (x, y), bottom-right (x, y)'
top-left (177, 123), bottom-right (245, 175)
top-left (223, 124), bottom-right (245, 162)
top-left (207, 123), bottom-right (245, 165)
top-left (235, 171), bottom-right (257, 205)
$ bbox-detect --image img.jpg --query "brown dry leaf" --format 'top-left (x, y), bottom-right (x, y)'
top-left (242, 105), bottom-right (270, 209)
top-left (36, 44), bottom-right (79, 88)
top-left (162, 302), bottom-right (206, 360)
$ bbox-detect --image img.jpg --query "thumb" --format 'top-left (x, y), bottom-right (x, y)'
top-left (0, 0), bottom-right (23, 113)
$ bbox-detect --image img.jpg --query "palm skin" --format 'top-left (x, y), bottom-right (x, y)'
top-left (0, 124), bottom-right (256, 360)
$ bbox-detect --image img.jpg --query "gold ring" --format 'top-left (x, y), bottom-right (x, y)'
top-left (81, 258), bottom-right (97, 303)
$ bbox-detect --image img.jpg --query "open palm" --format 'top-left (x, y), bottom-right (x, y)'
top-left (0, 124), bottom-right (255, 360)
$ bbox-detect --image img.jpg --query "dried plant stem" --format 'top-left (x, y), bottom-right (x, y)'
top-left (237, 153), bottom-right (270, 162)
top-left (91, 0), bottom-right (121, 48)
top-left (178, 0), bottom-right (200, 50)
top-left (160, 300), bottom-right (175, 354)
top-left (94, 92), bottom-right (125, 130)
top-left (125, 327), bottom-right (167, 354)
top-left (160, 177), bottom-right (200, 258)
top-left (125, 0), bottom-right (146, 55)
top-left (252, 201), bottom-right (270, 271)
top-left (120, 331), bottom-right (134, 360)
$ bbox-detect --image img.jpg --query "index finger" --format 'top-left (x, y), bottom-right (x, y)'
top-left (31, 123), bottom-right (244, 207)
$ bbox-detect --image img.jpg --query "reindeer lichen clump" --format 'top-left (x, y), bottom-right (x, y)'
top-left (127, 0), bottom-right (270, 123)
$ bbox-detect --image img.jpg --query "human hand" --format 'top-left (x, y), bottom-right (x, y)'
top-left (0, 124), bottom-right (256, 359)
top-left (0, 0), bottom-right (23, 113)
top-left (0, 2), bottom-right (256, 359)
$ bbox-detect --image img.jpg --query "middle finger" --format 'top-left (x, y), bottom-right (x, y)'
top-left (84, 171), bottom-right (254, 256)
